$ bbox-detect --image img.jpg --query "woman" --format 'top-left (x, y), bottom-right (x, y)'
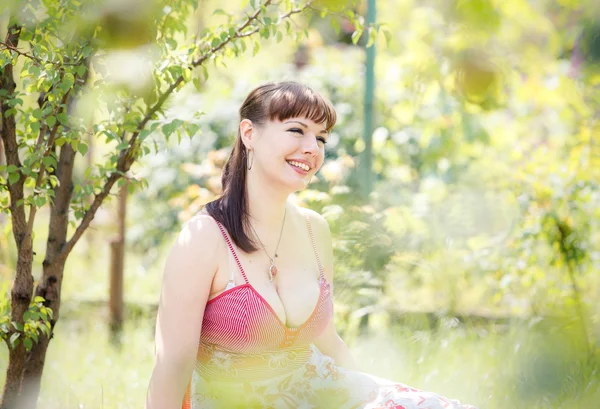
top-left (146, 81), bottom-right (478, 409)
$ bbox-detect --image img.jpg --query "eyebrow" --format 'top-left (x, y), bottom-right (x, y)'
top-left (284, 120), bottom-right (328, 134)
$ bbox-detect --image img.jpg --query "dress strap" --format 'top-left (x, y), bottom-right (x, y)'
top-left (304, 213), bottom-right (325, 280)
top-left (224, 251), bottom-right (236, 290)
top-left (215, 220), bottom-right (249, 285)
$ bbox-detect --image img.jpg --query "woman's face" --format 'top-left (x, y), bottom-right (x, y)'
top-left (242, 116), bottom-right (328, 192)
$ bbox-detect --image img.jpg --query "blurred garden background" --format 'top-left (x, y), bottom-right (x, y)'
top-left (1, 0), bottom-right (599, 408)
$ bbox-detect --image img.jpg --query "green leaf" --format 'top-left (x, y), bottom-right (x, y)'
top-left (23, 337), bottom-right (32, 351)
top-left (31, 121), bottom-right (41, 134)
top-left (62, 73), bottom-right (75, 89)
top-left (20, 30), bottom-right (33, 42)
top-left (33, 296), bottom-right (45, 303)
top-left (75, 65), bottom-right (86, 77)
top-left (27, 311), bottom-right (40, 321)
top-left (351, 29), bottom-right (363, 45)
top-left (34, 196), bottom-right (47, 207)
top-left (8, 172), bottom-right (20, 185)
top-left (57, 112), bottom-right (68, 125)
top-left (9, 332), bottom-right (20, 347)
top-left (162, 119), bottom-right (183, 139)
top-left (32, 108), bottom-right (42, 119)
top-left (81, 45), bottom-right (94, 58)
top-left (49, 175), bottom-right (59, 187)
top-left (366, 27), bottom-right (377, 48)
top-left (185, 123), bottom-right (200, 138)
top-left (42, 156), bottom-right (57, 168)
top-left (77, 142), bottom-right (88, 156)
top-left (182, 68), bottom-right (192, 82)
top-left (47, 115), bottom-right (56, 128)
top-left (193, 77), bottom-right (201, 91)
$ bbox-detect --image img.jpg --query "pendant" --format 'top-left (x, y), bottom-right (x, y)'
top-left (268, 261), bottom-right (278, 282)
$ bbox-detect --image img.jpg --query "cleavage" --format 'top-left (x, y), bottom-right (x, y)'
top-left (254, 278), bottom-right (321, 328)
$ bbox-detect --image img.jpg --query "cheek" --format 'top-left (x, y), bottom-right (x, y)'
top-left (314, 152), bottom-right (325, 171)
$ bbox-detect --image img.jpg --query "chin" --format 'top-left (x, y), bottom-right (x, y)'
top-left (275, 176), bottom-right (307, 193)
top-left (268, 166), bottom-right (313, 193)
top-left (287, 181), bottom-right (307, 193)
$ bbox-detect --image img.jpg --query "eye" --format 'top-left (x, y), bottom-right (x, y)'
top-left (317, 136), bottom-right (327, 145)
top-left (288, 128), bottom-right (304, 134)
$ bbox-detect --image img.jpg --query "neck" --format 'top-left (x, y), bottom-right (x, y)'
top-left (246, 170), bottom-right (290, 232)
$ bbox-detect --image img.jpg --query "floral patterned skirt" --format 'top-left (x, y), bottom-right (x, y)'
top-left (186, 344), bottom-right (478, 409)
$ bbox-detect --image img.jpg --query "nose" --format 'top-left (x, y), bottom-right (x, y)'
top-left (302, 134), bottom-right (320, 156)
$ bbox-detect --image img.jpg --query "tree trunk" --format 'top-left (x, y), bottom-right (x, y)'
top-left (18, 141), bottom-right (76, 409)
top-left (0, 23), bottom-right (36, 409)
top-left (110, 182), bottom-right (128, 335)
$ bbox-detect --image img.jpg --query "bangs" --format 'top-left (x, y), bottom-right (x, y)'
top-left (266, 83), bottom-right (337, 131)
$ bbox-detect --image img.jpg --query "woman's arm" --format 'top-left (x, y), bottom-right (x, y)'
top-left (145, 214), bottom-right (221, 409)
top-left (307, 209), bottom-right (360, 371)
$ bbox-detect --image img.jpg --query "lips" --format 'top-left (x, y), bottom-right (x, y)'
top-left (286, 160), bottom-right (311, 171)
top-left (287, 160), bottom-right (310, 175)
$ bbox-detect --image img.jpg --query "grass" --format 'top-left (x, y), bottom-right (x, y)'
top-left (2, 306), bottom-right (599, 408)
top-left (1, 212), bottom-right (599, 408)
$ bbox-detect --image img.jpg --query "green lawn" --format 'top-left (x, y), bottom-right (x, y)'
top-left (2, 308), bottom-right (598, 408)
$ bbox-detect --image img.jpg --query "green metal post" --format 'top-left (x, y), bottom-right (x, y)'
top-left (361, 0), bottom-right (376, 199)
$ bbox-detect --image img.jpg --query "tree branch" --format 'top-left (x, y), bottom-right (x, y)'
top-left (0, 40), bottom-right (85, 67)
top-left (55, 0), bottom-right (313, 263)
top-left (0, 24), bottom-right (28, 249)
top-left (25, 90), bottom-right (72, 236)
top-left (0, 40), bottom-right (45, 66)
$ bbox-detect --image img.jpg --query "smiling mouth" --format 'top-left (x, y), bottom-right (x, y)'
top-left (286, 160), bottom-right (311, 171)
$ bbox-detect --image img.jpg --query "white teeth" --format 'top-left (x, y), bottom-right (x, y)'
top-left (287, 160), bottom-right (310, 171)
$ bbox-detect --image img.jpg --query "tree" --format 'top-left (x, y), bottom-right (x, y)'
top-left (0, 0), bottom-right (381, 407)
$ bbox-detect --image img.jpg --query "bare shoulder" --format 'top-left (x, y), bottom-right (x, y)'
top-left (182, 211), bottom-right (222, 244)
top-left (293, 204), bottom-right (334, 280)
top-left (165, 211), bottom-right (223, 281)
top-left (295, 205), bottom-right (331, 238)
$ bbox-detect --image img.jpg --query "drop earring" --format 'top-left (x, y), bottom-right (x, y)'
top-left (247, 149), bottom-right (254, 170)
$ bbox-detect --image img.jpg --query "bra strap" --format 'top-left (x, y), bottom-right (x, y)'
top-left (215, 221), bottom-right (249, 284)
top-left (305, 214), bottom-right (325, 280)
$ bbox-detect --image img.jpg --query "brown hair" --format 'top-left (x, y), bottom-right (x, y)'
top-left (205, 81), bottom-right (337, 253)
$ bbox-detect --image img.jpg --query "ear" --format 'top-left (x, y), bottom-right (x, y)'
top-left (240, 119), bottom-right (255, 150)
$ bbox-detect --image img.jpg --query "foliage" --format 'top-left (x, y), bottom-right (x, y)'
top-left (0, 0), bottom-right (389, 405)
top-left (0, 282), bottom-right (52, 352)
top-left (1, 0), bottom-right (599, 407)
top-left (122, 0), bottom-right (600, 337)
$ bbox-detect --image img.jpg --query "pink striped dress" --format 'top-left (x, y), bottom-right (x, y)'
top-left (181, 215), bottom-right (478, 409)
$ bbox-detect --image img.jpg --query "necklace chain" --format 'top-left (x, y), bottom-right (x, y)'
top-left (250, 207), bottom-right (287, 281)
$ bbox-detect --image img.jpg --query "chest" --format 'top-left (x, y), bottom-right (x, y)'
top-left (218, 227), bottom-right (324, 329)
top-left (201, 282), bottom-right (333, 353)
